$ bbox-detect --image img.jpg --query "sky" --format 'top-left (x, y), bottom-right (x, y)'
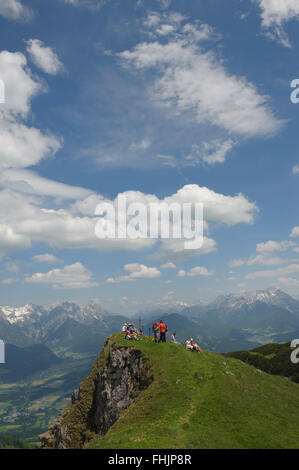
top-left (1, 0), bottom-right (299, 313)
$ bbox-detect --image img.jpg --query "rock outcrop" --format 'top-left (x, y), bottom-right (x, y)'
top-left (40, 339), bottom-right (153, 448)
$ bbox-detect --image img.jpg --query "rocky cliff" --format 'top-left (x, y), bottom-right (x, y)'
top-left (40, 338), bottom-right (153, 448)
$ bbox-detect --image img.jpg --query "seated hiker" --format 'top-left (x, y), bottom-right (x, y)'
top-left (158, 320), bottom-right (167, 343)
top-left (152, 321), bottom-right (159, 343)
top-left (125, 330), bottom-right (132, 340)
top-left (127, 324), bottom-right (138, 340)
top-left (122, 323), bottom-right (128, 332)
top-left (171, 332), bottom-right (180, 344)
top-left (187, 338), bottom-right (202, 352)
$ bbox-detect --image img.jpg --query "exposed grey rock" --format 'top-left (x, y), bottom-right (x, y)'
top-left (40, 344), bottom-right (153, 449)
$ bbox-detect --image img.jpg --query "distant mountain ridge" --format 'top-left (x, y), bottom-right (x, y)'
top-left (0, 343), bottom-right (60, 380)
top-left (0, 301), bottom-right (128, 353)
top-left (1, 288), bottom-right (299, 354)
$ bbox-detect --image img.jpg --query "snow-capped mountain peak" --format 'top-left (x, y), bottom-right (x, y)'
top-left (0, 304), bottom-right (46, 324)
top-left (210, 288), bottom-right (299, 312)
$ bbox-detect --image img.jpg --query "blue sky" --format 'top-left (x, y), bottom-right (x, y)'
top-left (1, 0), bottom-right (299, 313)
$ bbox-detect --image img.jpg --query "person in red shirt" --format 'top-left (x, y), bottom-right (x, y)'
top-left (158, 320), bottom-right (167, 343)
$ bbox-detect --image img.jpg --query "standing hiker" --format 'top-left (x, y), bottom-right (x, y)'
top-left (152, 321), bottom-right (159, 343)
top-left (158, 320), bottom-right (167, 343)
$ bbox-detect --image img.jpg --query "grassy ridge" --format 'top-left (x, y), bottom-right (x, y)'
top-left (88, 333), bottom-right (299, 449)
top-left (225, 342), bottom-right (299, 383)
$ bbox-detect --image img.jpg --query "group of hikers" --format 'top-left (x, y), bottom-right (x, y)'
top-left (152, 320), bottom-right (168, 343)
top-left (122, 320), bottom-right (202, 352)
top-left (122, 322), bottom-right (141, 340)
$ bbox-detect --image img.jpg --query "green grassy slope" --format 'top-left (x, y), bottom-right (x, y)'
top-left (224, 342), bottom-right (299, 383)
top-left (88, 333), bottom-right (299, 449)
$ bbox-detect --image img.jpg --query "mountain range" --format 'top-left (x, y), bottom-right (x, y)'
top-left (1, 288), bottom-right (299, 355)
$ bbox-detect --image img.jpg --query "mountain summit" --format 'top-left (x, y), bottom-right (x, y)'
top-left (40, 333), bottom-right (299, 449)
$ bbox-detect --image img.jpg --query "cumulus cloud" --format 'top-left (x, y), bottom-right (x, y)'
top-left (0, 51), bottom-right (43, 118)
top-left (25, 262), bottom-right (99, 289)
top-left (253, 0), bottom-right (299, 47)
top-left (0, 50), bottom-right (62, 174)
top-left (119, 18), bottom-right (283, 150)
top-left (0, 183), bottom-right (257, 258)
top-left (160, 262), bottom-right (176, 269)
top-left (0, 223), bottom-right (30, 258)
top-left (229, 239), bottom-right (298, 269)
top-left (26, 39), bottom-right (64, 75)
top-left (32, 253), bottom-right (63, 264)
top-left (177, 266), bottom-right (214, 277)
top-left (106, 263), bottom-right (161, 283)
top-left (0, 122), bottom-right (62, 171)
top-left (0, 49), bottom-right (93, 201)
top-left (290, 227), bottom-right (299, 238)
top-left (0, 0), bottom-right (33, 22)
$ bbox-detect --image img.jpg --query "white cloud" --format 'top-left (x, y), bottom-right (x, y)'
top-left (0, 51), bottom-right (43, 118)
top-left (0, 49), bottom-right (93, 202)
top-left (0, 50), bottom-right (62, 179)
top-left (253, 0), bottom-right (299, 47)
top-left (255, 0), bottom-right (299, 27)
top-left (185, 139), bottom-right (236, 166)
top-left (177, 266), bottom-right (214, 277)
top-left (0, 169), bottom-right (92, 199)
top-left (160, 262), bottom-right (176, 269)
top-left (0, 122), bottom-right (62, 171)
top-left (247, 254), bottom-right (299, 266)
top-left (229, 239), bottom-right (298, 269)
top-left (106, 263), bottom-right (161, 283)
top-left (292, 164), bottom-right (299, 175)
top-left (25, 262), bottom-right (99, 289)
top-left (32, 253), bottom-right (62, 264)
top-left (0, 223), bottom-right (30, 258)
top-left (63, 0), bottom-right (106, 10)
top-left (26, 39), bottom-right (63, 75)
top-left (0, 183), bottom-right (256, 258)
top-left (155, 236), bottom-right (217, 262)
top-left (228, 259), bottom-right (246, 268)
top-left (143, 11), bottom-right (186, 34)
top-left (130, 138), bottom-right (152, 151)
top-left (290, 227), bottom-right (299, 238)
top-left (256, 239), bottom-right (296, 253)
top-left (119, 21), bottom-right (283, 140)
top-left (246, 263), bottom-right (299, 280)
top-left (0, 0), bottom-right (33, 22)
